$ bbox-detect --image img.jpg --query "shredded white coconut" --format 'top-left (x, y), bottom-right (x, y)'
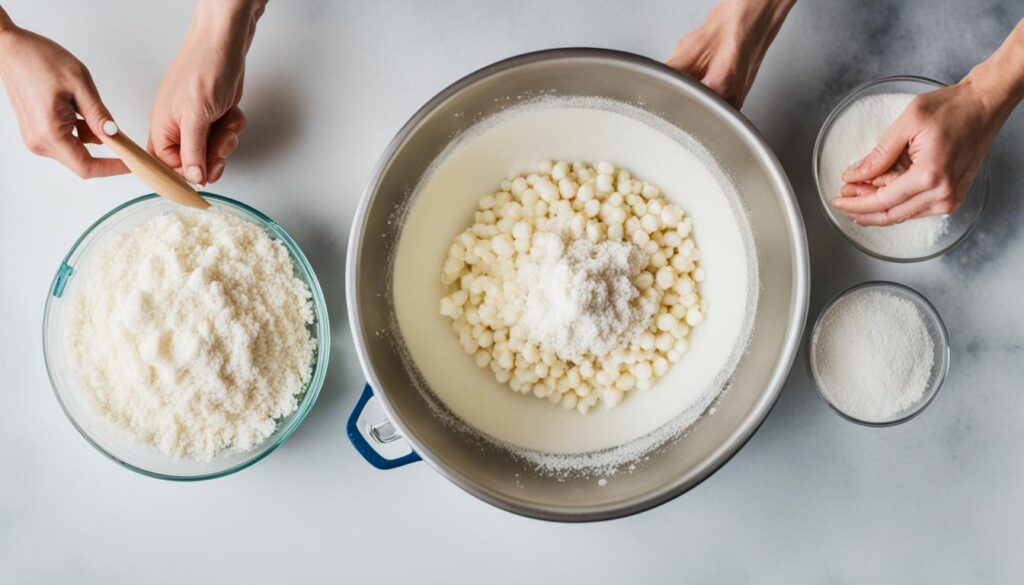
top-left (811, 289), bottom-right (935, 421)
top-left (67, 210), bottom-right (317, 460)
top-left (519, 233), bottom-right (653, 363)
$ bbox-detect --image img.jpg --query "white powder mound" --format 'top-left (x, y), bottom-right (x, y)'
top-left (519, 232), bottom-right (653, 364)
top-left (819, 93), bottom-right (948, 258)
top-left (438, 160), bottom-right (708, 414)
top-left (811, 290), bottom-right (935, 421)
top-left (67, 210), bottom-right (317, 460)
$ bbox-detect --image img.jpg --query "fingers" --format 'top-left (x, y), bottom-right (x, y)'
top-left (666, 35), bottom-right (699, 73)
top-left (205, 106), bottom-right (246, 183)
top-left (847, 190), bottom-right (939, 226)
top-left (842, 117), bottom-right (911, 184)
top-left (832, 167), bottom-right (932, 214)
top-left (147, 108), bottom-right (245, 184)
top-left (909, 200), bottom-right (958, 220)
top-left (25, 104), bottom-right (127, 178)
top-left (48, 131), bottom-right (128, 178)
top-left (179, 114), bottom-right (211, 185)
top-left (64, 68), bottom-right (127, 177)
top-left (666, 34), bottom-right (747, 108)
top-left (839, 159), bottom-right (907, 197)
top-left (868, 162), bottom-right (908, 188)
top-left (666, 53), bottom-right (691, 73)
top-left (702, 73), bottom-right (745, 108)
top-left (839, 182), bottom-right (876, 198)
top-left (71, 73), bottom-right (116, 141)
top-left (666, 53), bottom-right (744, 106)
top-left (838, 164), bottom-right (963, 226)
top-left (148, 122), bottom-right (183, 171)
top-left (74, 118), bottom-right (101, 144)
top-left (909, 205), bottom-right (942, 220)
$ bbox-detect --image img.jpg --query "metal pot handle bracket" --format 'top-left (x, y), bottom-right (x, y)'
top-left (347, 384), bottom-right (422, 469)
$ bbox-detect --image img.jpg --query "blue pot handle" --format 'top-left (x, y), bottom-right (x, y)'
top-left (347, 384), bottom-right (421, 469)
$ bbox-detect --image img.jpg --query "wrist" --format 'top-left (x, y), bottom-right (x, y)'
top-left (193, 0), bottom-right (265, 31)
top-left (731, 0), bottom-right (796, 26)
top-left (725, 0), bottom-right (795, 46)
top-left (962, 18), bottom-right (1024, 118)
top-left (963, 57), bottom-right (1024, 121)
top-left (188, 0), bottom-right (264, 54)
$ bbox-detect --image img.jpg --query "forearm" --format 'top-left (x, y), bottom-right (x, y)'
top-left (191, 0), bottom-right (267, 52)
top-left (733, 0), bottom-right (796, 41)
top-left (750, 0), bottom-right (797, 25)
top-left (195, 0), bottom-right (268, 22)
top-left (962, 18), bottom-right (1024, 122)
top-left (0, 8), bottom-right (17, 69)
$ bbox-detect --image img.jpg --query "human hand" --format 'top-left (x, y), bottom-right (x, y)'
top-left (667, 0), bottom-right (795, 108)
top-left (833, 85), bottom-right (995, 225)
top-left (836, 19), bottom-right (1024, 226)
top-left (835, 79), bottom-right (1021, 226)
top-left (148, 0), bottom-right (265, 185)
top-left (0, 14), bottom-right (127, 178)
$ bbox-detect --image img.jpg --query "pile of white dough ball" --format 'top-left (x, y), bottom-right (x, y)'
top-left (439, 160), bottom-right (706, 414)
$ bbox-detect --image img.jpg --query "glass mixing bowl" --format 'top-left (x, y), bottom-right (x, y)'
top-left (812, 75), bottom-right (989, 262)
top-left (808, 281), bottom-right (950, 426)
top-left (42, 194), bottom-right (330, 480)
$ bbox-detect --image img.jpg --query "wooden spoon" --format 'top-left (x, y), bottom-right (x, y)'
top-left (98, 121), bottom-right (210, 210)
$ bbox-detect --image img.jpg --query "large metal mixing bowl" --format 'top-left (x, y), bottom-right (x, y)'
top-left (346, 48), bottom-right (808, 521)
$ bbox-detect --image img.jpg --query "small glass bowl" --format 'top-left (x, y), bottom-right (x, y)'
top-left (812, 75), bottom-right (989, 262)
top-left (808, 281), bottom-right (950, 426)
top-left (42, 194), bottom-right (331, 480)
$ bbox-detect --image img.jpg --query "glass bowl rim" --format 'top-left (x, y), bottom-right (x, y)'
top-left (811, 74), bottom-right (990, 263)
top-left (41, 192), bottom-right (331, 481)
top-left (807, 280), bottom-right (951, 427)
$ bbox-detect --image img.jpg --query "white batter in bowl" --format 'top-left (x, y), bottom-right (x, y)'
top-left (393, 98), bottom-right (758, 460)
top-left (347, 49), bottom-right (807, 521)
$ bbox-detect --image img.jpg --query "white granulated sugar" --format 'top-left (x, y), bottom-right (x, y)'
top-left (519, 232), bottom-right (654, 364)
top-left (67, 210), bottom-right (316, 460)
top-left (811, 290), bottom-right (934, 421)
top-left (819, 93), bottom-right (948, 258)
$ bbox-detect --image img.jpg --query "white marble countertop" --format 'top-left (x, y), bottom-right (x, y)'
top-left (2, 1), bottom-right (1022, 582)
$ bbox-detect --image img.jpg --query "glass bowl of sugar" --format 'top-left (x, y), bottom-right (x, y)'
top-left (808, 281), bottom-right (950, 426)
top-left (812, 75), bottom-right (989, 262)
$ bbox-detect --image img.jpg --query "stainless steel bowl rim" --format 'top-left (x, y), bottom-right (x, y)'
top-left (347, 48), bottom-right (810, 521)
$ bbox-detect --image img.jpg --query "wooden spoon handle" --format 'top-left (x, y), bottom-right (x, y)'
top-left (98, 121), bottom-right (210, 210)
